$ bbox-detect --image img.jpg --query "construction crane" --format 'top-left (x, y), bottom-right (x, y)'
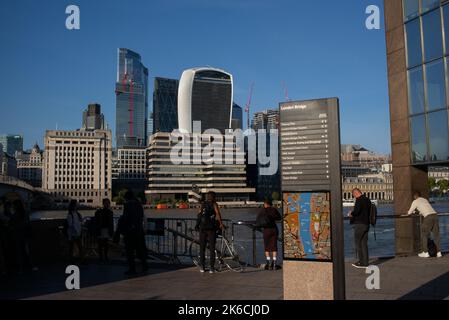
top-left (118, 73), bottom-right (134, 137)
top-left (282, 81), bottom-right (290, 102)
top-left (244, 82), bottom-right (255, 130)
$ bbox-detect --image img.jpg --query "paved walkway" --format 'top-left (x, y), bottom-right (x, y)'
top-left (346, 255), bottom-right (449, 300)
top-left (1, 255), bottom-right (449, 300)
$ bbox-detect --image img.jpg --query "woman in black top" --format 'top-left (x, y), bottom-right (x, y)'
top-left (198, 191), bottom-right (224, 274)
top-left (94, 198), bottom-right (114, 262)
top-left (257, 199), bottom-right (282, 270)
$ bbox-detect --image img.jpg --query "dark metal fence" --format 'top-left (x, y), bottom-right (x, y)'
top-left (76, 212), bottom-right (449, 266)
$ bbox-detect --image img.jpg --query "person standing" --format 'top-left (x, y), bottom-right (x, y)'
top-left (117, 190), bottom-right (148, 275)
top-left (256, 199), bottom-right (282, 270)
top-left (348, 188), bottom-right (371, 268)
top-left (67, 200), bottom-right (83, 263)
top-left (405, 191), bottom-right (442, 258)
top-left (94, 198), bottom-right (114, 262)
top-left (198, 191), bottom-right (224, 274)
top-left (10, 199), bottom-right (36, 273)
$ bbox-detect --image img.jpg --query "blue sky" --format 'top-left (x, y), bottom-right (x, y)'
top-left (0, 0), bottom-right (390, 153)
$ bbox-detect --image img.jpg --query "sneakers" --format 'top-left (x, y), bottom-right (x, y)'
top-left (418, 252), bottom-right (430, 258)
top-left (437, 252), bottom-right (443, 258)
top-left (200, 268), bottom-right (206, 273)
top-left (209, 269), bottom-right (216, 274)
top-left (351, 262), bottom-right (368, 269)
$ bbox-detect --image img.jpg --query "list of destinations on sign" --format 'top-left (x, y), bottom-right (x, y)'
top-left (280, 100), bottom-right (334, 190)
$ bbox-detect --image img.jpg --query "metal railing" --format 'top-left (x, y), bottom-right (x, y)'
top-left (73, 212), bottom-right (449, 265)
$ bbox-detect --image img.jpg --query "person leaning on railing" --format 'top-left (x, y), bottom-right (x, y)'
top-left (404, 191), bottom-right (442, 259)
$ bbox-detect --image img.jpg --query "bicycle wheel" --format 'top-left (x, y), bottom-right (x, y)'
top-left (221, 241), bottom-right (247, 272)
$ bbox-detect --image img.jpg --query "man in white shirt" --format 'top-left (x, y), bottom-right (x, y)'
top-left (406, 191), bottom-right (442, 258)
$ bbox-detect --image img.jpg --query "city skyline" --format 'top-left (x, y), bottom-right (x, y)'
top-left (0, 0), bottom-right (389, 153)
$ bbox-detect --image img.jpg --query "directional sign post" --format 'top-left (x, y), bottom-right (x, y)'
top-left (280, 98), bottom-right (345, 300)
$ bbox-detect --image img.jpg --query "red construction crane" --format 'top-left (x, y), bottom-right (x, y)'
top-left (244, 82), bottom-right (254, 130)
top-left (282, 81), bottom-right (290, 102)
top-left (120, 73), bottom-right (134, 137)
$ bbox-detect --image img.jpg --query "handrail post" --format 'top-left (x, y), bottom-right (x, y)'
top-left (252, 226), bottom-right (257, 267)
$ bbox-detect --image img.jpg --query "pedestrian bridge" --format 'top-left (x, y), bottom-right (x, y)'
top-left (0, 175), bottom-right (36, 203)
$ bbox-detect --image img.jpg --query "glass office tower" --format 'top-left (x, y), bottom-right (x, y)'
top-left (231, 103), bottom-right (243, 130)
top-left (403, 0), bottom-right (449, 163)
top-left (115, 48), bottom-right (148, 147)
top-left (178, 67), bottom-right (233, 133)
top-left (0, 134), bottom-right (23, 156)
top-left (153, 77), bottom-right (179, 133)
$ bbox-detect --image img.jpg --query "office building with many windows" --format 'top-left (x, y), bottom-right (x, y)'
top-left (385, 0), bottom-right (449, 254)
top-left (0, 134), bottom-right (23, 156)
top-left (16, 143), bottom-right (43, 187)
top-left (115, 48), bottom-right (148, 148)
top-left (82, 104), bottom-right (105, 131)
top-left (145, 132), bottom-right (255, 203)
top-left (153, 77), bottom-right (179, 134)
top-left (178, 67), bottom-right (233, 133)
top-left (43, 130), bottom-right (112, 207)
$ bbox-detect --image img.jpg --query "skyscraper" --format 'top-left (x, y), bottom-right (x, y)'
top-left (115, 48), bottom-right (148, 148)
top-left (0, 134), bottom-right (23, 156)
top-left (231, 103), bottom-right (243, 130)
top-left (178, 67), bottom-right (233, 133)
top-left (82, 103), bottom-right (105, 130)
top-left (384, 0), bottom-right (449, 254)
top-left (153, 77), bottom-right (179, 133)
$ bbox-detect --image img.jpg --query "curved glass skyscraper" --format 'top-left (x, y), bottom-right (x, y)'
top-left (178, 67), bottom-right (233, 133)
top-left (115, 48), bottom-right (148, 147)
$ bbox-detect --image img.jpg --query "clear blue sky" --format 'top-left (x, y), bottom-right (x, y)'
top-left (0, 0), bottom-right (390, 153)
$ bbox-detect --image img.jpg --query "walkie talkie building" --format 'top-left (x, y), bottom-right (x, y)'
top-left (178, 67), bottom-right (233, 133)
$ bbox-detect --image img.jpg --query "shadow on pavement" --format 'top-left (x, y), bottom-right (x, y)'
top-left (0, 260), bottom-right (188, 300)
top-left (398, 270), bottom-right (449, 300)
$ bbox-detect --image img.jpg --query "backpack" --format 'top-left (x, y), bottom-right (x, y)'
top-left (255, 209), bottom-right (272, 229)
top-left (196, 202), bottom-right (216, 231)
top-left (428, 238), bottom-right (437, 257)
top-left (62, 211), bottom-right (82, 237)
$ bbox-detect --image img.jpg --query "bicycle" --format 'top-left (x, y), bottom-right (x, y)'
top-left (188, 227), bottom-right (248, 272)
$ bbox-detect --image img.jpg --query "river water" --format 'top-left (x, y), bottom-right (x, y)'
top-left (30, 203), bottom-right (449, 263)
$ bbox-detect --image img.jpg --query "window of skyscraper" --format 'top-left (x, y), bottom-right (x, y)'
top-left (422, 9), bottom-right (443, 62)
top-left (411, 114), bottom-right (428, 162)
top-left (421, 0), bottom-right (440, 13)
top-left (425, 59), bottom-right (446, 111)
top-left (408, 66), bottom-right (425, 114)
top-left (403, 0), bottom-right (420, 21)
top-left (405, 19), bottom-right (423, 68)
top-left (428, 110), bottom-right (449, 161)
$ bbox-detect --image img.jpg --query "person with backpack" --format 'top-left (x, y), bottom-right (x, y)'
top-left (196, 191), bottom-right (224, 274)
top-left (405, 191), bottom-right (442, 258)
top-left (256, 199), bottom-right (282, 270)
top-left (94, 198), bottom-right (114, 262)
top-left (66, 200), bottom-right (84, 263)
top-left (348, 188), bottom-right (371, 269)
